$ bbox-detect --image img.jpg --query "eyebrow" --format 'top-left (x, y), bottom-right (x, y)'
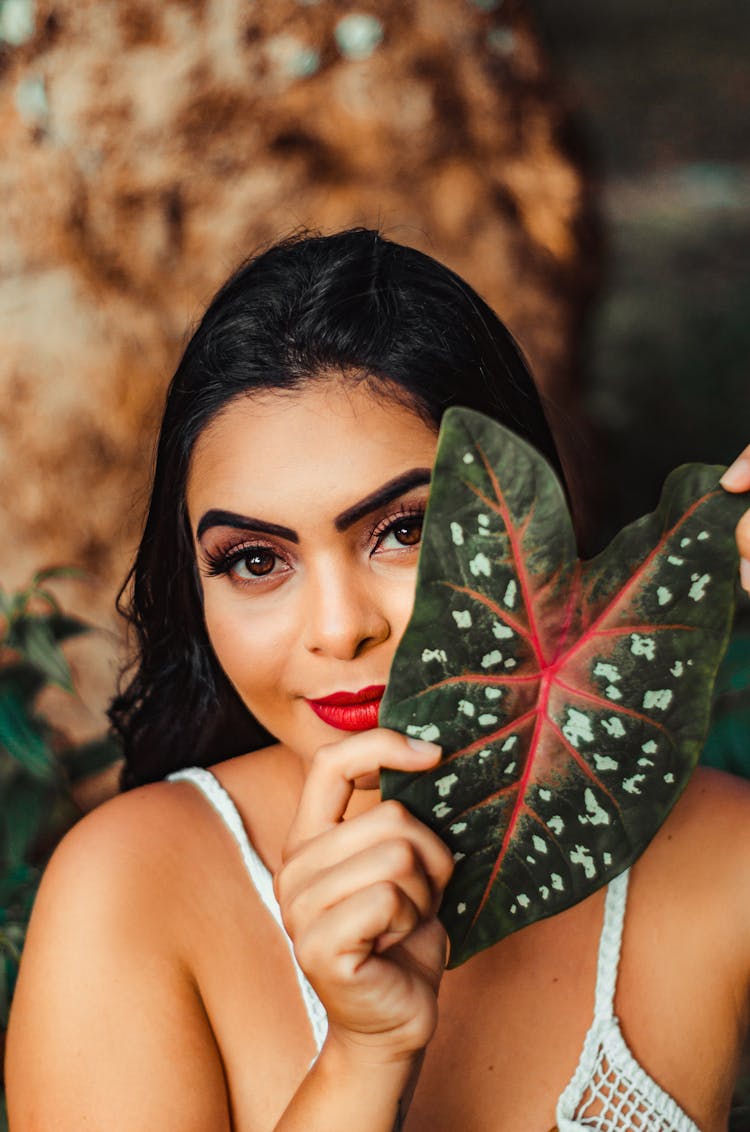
top-left (196, 467), bottom-right (432, 543)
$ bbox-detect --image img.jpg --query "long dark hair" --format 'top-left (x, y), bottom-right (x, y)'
top-left (111, 228), bottom-right (564, 789)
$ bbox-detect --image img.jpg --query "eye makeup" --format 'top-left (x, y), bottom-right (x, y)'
top-left (198, 498), bottom-right (427, 588)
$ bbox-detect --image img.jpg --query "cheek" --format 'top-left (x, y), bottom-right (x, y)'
top-left (201, 589), bottom-right (292, 702)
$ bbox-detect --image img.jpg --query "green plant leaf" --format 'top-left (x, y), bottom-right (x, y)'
top-left (60, 734), bottom-right (122, 784)
top-left (0, 686), bottom-right (57, 783)
top-left (380, 408), bottom-right (748, 967)
top-left (4, 616), bottom-right (74, 691)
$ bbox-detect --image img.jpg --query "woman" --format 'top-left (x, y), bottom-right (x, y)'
top-left (6, 230), bottom-right (750, 1131)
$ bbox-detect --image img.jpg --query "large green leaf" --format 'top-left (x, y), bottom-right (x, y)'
top-left (380, 408), bottom-right (748, 967)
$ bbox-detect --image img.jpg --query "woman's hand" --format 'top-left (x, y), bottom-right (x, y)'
top-left (720, 446), bottom-right (750, 595)
top-left (275, 730), bottom-right (453, 1066)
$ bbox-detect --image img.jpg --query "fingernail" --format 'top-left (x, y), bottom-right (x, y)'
top-left (406, 736), bottom-right (442, 757)
top-left (720, 456), bottom-right (750, 490)
top-left (741, 557), bottom-right (750, 594)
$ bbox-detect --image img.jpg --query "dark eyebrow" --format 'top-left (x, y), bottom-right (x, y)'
top-left (195, 468), bottom-right (432, 543)
top-left (333, 468), bottom-right (432, 531)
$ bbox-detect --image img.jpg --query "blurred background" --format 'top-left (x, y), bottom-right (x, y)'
top-left (0, 0), bottom-right (749, 1117)
top-left (1, 0), bottom-right (747, 746)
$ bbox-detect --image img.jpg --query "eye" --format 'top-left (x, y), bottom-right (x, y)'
top-left (232, 547), bottom-right (280, 579)
top-left (373, 508), bottom-right (425, 552)
top-left (201, 542), bottom-right (290, 584)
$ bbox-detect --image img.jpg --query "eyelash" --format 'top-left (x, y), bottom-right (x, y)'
top-left (201, 504), bottom-right (427, 586)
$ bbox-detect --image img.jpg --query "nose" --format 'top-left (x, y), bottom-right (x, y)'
top-left (301, 558), bottom-right (391, 660)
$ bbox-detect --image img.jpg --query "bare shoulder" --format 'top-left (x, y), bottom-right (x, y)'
top-left (658, 765), bottom-right (750, 849)
top-left (646, 766), bottom-right (750, 934)
top-left (5, 779), bottom-right (231, 1130)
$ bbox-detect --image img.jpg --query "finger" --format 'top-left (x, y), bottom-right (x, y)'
top-left (285, 729), bottom-right (441, 854)
top-left (736, 508), bottom-right (750, 594)
top-left (279, 799), bottom-right (455, 911)
top-left (720, 445), bottom-right (750, 491)
top-left (283, 838), bottom-right (435, 940)
top-left (294, 882), bottom-right (421, 982)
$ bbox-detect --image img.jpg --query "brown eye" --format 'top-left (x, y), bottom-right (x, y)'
top-left (234, 549), bottom-right (277, 578)
top-left (394, 517), bottom-right (423, 546)
top-left (377, 513), bottom-right (424, 551)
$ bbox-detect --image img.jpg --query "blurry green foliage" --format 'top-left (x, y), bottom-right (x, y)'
top-left (0, 570), bottom-right (121, 1034)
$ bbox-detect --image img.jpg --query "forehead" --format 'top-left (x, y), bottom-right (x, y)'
top-left (186, 381), bottom-right (439, 524)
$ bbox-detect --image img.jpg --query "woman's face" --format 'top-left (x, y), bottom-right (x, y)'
top-left (186, 380), bottom-right (438, 767)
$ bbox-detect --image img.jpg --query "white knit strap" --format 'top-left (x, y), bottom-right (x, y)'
top-left (593, 867), bottom-right (630, 1020)
top-left (167, 766), bottom-right (328, 1054)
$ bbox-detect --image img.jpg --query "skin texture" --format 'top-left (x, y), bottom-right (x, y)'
top-left (5, 385), bottom-right (750, 1132)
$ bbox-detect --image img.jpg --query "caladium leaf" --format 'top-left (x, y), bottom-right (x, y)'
top-left (380, 407), bottom-right (749, 968)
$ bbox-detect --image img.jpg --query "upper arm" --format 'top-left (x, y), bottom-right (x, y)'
top-left (5, 789), bottom-right (232, 1131)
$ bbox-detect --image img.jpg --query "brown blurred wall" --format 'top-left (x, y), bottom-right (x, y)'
top-left (0, 0), bottom-right (596, 749)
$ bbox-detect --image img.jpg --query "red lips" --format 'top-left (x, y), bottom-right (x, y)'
top-left (306, 684), bottom-right (386, 731)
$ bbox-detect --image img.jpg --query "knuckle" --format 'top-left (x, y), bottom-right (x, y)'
top-left (387, 836), bottom-right (418, 875)
top-left (373, 878), bottom-right (402, 915)
top-left (380, 798), bottom-right (411, 827)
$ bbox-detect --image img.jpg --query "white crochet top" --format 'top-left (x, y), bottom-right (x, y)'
top-left (168, 766), bottom-right (700, 1131)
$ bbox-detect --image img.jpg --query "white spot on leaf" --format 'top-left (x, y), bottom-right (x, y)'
top-left (485, 687), bottom-right (502, 700)
top-left (532, 835), bottom-right (548, 854)
top-left (631, 634), bottom-right (656, 660)
top-left (463, 452), bottom-right (474, 464)
top-left (594, 662), bottom-right (621, 683)
top-left (407, 723), bottom-right (441, 742)
top-left (450, 522), bottom-right (464, 546)
top-left (458, 700), bottom-right (475, 717)
top-left (657, 587), bottom-right (672, 606)
top-left (642, 739), bottom-right (657, 754)
top-left (478, 714), bottom-right (498, 726)
top-left (481, 650), bottom-right (503, 668)
top-left (689, 573), bottom-right (711, 601)
top-left (539, 788), bottom-right (552, 801)
top-left (697, 530), bottom-right (710, 541)
top-left (603, 851), bottom-right (612, 866)
top-left (551, 873), bottom-right (564, 891)
top-left (457, 902), bottom-right (467, 914)
top-left (670, 661), bottom-right (684, 677)
top-left (433, 801), bottom-right (451, 819)
top-left (664, 772), bottom-right (675, 783)
top-left (435, 773), bottom-right (458, 797)
top-left (667, 555), bottom-right (685, 566)
top-left (570, 844), bottom-right (596, 879)
top-left (601, 716), bottom-right (626, 738)
top-left (563, 708), bottom-right (594, 747)
top-left (540, 885), bottom-right (550, 899)
top-left (606, 685), bottom-right (622, 701)
top-left (503, 579), bottom-right (517, 608)
top-left (470, 553), bottom-right (491, 578)
top-left (680, 537), bottom-right (691, 548)
top-left (452, 609), bottom-right (472, 629)
top-left (623, 774), bottom-right (646, 795)
top-left (421, 649), bottom-right (447, 664)
top-left (492, 622), bottom-right (514, 640)
top-left (477, 514), bottom-right (490, 529)
top-left (501, 736), bottom-right (517, 752)
top-left (643, 688), bottom-right (673, 711)
top-left (450, 822), bottom-right (467, 835)
top-left (517, 893), bottom-right (530, 909)
top-left (549, 816), bottom-right (565, 835)
top-left (593, 753), bottom-right (618, 771)
top-left (582, 788), bottom-right (610, 825)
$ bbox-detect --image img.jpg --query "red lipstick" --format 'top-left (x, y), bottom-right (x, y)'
top-left (306, 685), bottom-right (386, 731)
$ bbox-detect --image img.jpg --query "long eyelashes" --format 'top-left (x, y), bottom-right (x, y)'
top-left (200, 540), bottom-right (284, 580)
top-left (201, 503), bottom-right (427, 585)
